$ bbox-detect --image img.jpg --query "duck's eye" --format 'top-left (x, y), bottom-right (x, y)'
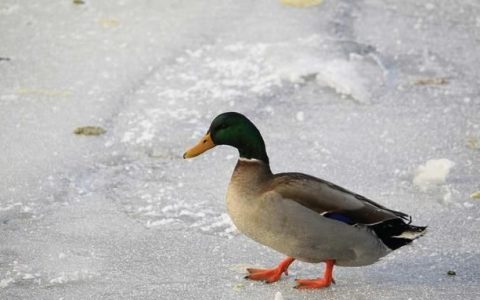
top-left (218, 124), bottom-right (229, 130)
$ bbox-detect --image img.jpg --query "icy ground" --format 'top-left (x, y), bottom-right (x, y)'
top-left (1, 0), bottom-right (479, 299)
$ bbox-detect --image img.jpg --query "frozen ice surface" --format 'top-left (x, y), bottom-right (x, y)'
top-left (1, 0), bottom-right (479, 299)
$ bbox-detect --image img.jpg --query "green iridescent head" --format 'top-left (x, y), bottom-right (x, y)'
top-left (183, 112), bottom-right (269, 164)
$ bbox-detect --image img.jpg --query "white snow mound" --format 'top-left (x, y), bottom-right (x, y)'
top-left (413, 159), bottom-right (455, 191)
top-left (274, 291), bottom-right (284, 300)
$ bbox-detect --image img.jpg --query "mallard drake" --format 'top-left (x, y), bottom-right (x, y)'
top-left (183, 112), bottom-right (426, 289)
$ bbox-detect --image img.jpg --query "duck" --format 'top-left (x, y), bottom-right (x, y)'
top-left (183, 112), bottom-right (426, 289)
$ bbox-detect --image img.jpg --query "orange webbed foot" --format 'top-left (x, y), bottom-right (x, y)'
top-left (294, 259), bottom-right (335, 289)
top-left (245, 268), bottom-right (286, 283)
top-left (294, 278), bottom-right (332, 289)
top-left (245, 257), bottom-right (295, 284)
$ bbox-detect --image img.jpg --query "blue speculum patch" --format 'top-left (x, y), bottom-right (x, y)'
top-left (323, 212), bottom-right (355, 225)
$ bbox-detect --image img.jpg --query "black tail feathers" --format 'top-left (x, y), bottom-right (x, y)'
top-left (370, 218), bottom-right (427, 250)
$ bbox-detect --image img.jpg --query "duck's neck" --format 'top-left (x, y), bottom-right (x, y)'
top-left (231, 158), bottom-right (273, 189)
top-left (235, 129), bottom-right (270, 165)
top-left (238, 144), bottom-right (269, 165)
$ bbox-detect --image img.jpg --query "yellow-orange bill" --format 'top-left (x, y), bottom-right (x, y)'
top-left (183, 133), bottom-right (216, 159)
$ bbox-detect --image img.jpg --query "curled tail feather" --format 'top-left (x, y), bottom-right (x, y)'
top-left (370, 218), bottom-right (427, 250)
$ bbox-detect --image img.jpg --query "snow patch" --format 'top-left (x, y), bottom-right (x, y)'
top-left (48, 270), bottom-right (98, 285)
top-left (296, 111), bottom-right (305, 122)
top-left (274, 291), bottom-right (284, 300)
top-left (146, 218), bottom-right (177, 227)
top-left (314, 58), bottom-right (371, 103)
top-left (0, 202), bottom-right (24, 211)
top-left (413, 159), bottom-right (455, 191)
top-left (197, 213), bottom-right (237, 238)
top-left (152, 36), bottom-right (379, 106)
top-left (138, 201), bottom-right (237, 238)
top-left (0, 278), bottom-right (14, 289)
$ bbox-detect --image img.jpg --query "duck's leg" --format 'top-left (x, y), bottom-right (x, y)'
top-left (245, 257), bottom-right (295, 283)
top-left (294, 259), bottom-right (335, 289)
